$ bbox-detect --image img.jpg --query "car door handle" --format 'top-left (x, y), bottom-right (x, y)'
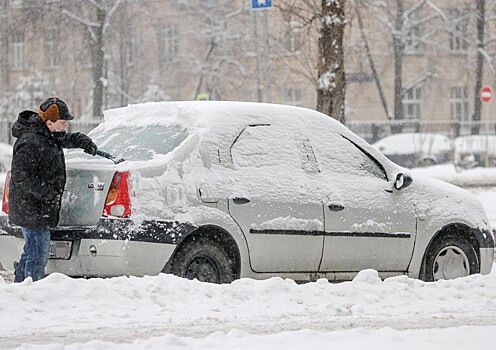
top-left (232, 197), bottom-right (250, 204)
top-left (328, 203), bottom-right (344, 211)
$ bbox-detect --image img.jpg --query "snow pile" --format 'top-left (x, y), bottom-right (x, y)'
top-left (2, 266), bottom-right (496, 348)
top-left (11, 327), bottom-right (496, 350)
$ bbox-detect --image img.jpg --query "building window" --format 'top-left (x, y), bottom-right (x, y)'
top-left (403, 87), bottom-right (421, 120)
top-left (122, 37), bottom-right (135, 67)
top-left (405, 10), bottom-right (423, 54)
top-left (12, 33), bottom-right (24, 70)
top-left (450, 86), bottom-right (469, 121)
top-left (284, 87), bottom-right (302, 106)
top-left (283, 15), bottom-right (302, 54)
top-left (159, 25), bottom-right (178, 65)
top-left (45, 31), bottom-right (60, 68)
top-left (449, 9), bottom-right (469, 52)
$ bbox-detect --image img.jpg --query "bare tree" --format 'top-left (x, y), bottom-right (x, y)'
top-left (275, 0), bottom-right (347, 123)
top-left (0, 1), bottom-right (8, 103)
top-left (173, 1), bottom-right (254, 101)
top-left (316, 0), bottom-right (347, 123)
top-left (365, 0), bottom-right (441, 124)
top-left (61, 0), bottom-right (124, 118)
top-left (472, 0), bottom-right (485, 134)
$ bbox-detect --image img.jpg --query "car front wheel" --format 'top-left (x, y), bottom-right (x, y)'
top-left (170, 237), bottom-right (234, 284)
top-left (421, 234), bottom-right (479, 282)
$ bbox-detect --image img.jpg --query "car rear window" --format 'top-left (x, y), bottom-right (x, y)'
top-left (66, 124), bottom-right (189, 161)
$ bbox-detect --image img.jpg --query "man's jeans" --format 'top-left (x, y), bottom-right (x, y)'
top-left (14, 228), bottom-right (51, 283)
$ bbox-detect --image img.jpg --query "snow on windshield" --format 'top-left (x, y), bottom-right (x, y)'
top-left (66, 124), bottom-right (188, 161)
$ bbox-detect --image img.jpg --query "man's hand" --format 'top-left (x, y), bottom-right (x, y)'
top-left (77, 134), bottom-right (98, 155)
top-left (83, 141), bottom-right (98, 155)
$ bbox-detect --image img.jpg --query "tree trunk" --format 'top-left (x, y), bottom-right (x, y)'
top-left (1, 1), bottom-right (9, 100)
top-left (317, 0), bottom-right (346, 124)
top-left (393, 0), bottom-right (404, 123)
top-left (91, 7), bottom-right (105, 119)
top-left (473, 0), bottom-right (485, 135)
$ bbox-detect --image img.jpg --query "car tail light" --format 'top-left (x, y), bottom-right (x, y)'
top-left (2, 171), bottom-right (10, 214)
top-left (103, 171), bottom-right (131, 218)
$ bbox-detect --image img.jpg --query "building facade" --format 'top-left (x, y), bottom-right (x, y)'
top-left (0, 0), bottom-right (495, 142)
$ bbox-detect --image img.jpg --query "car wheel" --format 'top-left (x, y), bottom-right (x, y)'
top-left (421, 234), bottom-right (479, 282)
top-left (170, 237), bottom-right (234, 284)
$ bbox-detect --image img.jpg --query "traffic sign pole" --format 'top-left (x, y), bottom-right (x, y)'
top-left (251, 0), bottom-right (272, 102)
top-left (480, 85), bottom-right (492, 166)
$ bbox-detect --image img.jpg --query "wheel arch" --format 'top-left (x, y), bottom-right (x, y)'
top-left (163, 224), bottom-right (242, 279)
top-left (418, 223), bottom-right (489, 278)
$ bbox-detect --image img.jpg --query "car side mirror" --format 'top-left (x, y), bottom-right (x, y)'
top-left (394, 173), bottom-right (413, 190)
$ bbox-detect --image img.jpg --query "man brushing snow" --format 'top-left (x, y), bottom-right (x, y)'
top-left (10, 97), bottom-right (97, 282)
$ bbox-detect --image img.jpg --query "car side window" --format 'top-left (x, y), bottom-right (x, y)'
top-left (231, 125), bottom-right (301, 170)
top-left (312, 133), bottom-right (387, 181)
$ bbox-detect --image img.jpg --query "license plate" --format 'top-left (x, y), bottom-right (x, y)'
top-left (49, 241), bottom-right (72, 260)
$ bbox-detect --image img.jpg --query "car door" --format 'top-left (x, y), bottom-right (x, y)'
top-left (313, 133), bottom-right (417, 273)
top-left (227, 124), bottom-right (324, 273)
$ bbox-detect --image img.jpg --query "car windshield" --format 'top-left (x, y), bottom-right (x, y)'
top-left (66, 124), bottom-right (189, 161)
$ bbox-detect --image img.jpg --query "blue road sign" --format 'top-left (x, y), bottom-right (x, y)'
top-left (252, 0), bottom-right (272, 9)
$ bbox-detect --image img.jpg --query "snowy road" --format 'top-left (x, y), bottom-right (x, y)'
top-left (1, 167), bottom-right (496, 349)
top-left (2, 265), bottom-right (496, 349)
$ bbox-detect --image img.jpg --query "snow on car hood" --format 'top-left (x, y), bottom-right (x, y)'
top-left (408, 174), bottom-right (491, 232)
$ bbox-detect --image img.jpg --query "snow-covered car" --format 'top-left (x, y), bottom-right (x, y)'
top-left (0, 141), bottom-right (13, 201)
top-left (0, 102), bottom-right (493, 283)
top-left (454, 135), bottom-right (496, 171)
top-left (0, 141), bottom-right (13, 173)
top-left (372, 133), bottom-right (452, 168)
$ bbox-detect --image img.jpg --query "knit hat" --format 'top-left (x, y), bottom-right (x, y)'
top-left (38, 97), bottom-right (74, 122)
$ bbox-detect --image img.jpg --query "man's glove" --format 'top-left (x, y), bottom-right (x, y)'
top-left (77, 134), bottom-right (98, 155)
top-left (83, 141), bottom-right (98, 156)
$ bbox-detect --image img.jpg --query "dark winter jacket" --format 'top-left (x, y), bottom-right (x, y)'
top-left (8, 110), bottom-right (96, 229)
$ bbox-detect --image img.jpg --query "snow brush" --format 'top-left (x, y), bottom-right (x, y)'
top-left (94, 149), bottom-right (126, 164)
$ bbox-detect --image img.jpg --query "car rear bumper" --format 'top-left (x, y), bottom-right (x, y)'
top-left (0, 215), bottom-right (196, 277)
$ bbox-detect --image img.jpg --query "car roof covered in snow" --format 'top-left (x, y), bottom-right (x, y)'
top-left (101, 101), bottom-right (350, 136)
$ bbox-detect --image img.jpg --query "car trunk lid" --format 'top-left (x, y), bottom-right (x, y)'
top-left (58, 166), bottom-right (122, 227)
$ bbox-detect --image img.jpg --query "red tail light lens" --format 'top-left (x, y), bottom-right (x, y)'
top-left (103, 171), bottom-right (131, 218)
top-left (2, 171), bottom-right (10, 214)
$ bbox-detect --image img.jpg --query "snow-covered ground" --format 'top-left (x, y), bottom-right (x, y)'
top-left (1, 164), bottom-right (496, 349)
top-left (2, 267), bottom-right (496, 349)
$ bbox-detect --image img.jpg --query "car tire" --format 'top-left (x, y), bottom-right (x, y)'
top-left (170, 237), bottom-right (234, 284)
top-left (420, 233), bottom-right (479, 282)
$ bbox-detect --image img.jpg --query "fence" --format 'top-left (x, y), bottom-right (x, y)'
top-left (347, 120), bottom-right (496, 143)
